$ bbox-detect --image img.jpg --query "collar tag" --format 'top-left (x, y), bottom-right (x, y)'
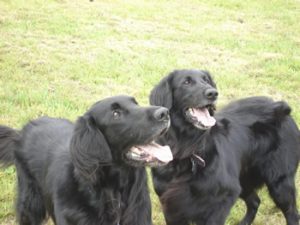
top-left (191, 153), bottom-right (206, 174)
top-left (191, 158), bottom-right (197, 174)
top-left (192, 153), bottom-right (206, 167)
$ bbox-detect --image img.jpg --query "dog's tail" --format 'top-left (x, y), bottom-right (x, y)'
top-left (272, 100), bottom-right (291, 121)
top-left (0, 125), bottom-right (19, 167)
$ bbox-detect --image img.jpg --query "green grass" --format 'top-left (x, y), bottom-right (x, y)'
top-left (0, 0), bottom-right (299, 224)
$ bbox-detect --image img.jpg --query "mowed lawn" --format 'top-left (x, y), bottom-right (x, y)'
top-left (0, 0), bottom-right (299, 224)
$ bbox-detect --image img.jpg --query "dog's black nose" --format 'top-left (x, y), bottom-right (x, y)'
top-left (154, 107), bottom-right (169, 121)
top-left (204, 88), bottom-right (218, 100)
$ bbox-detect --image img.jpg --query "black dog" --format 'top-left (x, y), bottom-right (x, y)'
top-left (0, 95), bottom-right (173, 225)
top-left (150, 70), bottom-right (300, 225)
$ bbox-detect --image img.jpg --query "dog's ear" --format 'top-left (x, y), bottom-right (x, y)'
top-left (203, 70), bottom-right (217, 88)
top-left (150, 74), bottom-right (173, 109)
top-left (70, 115), bottom-right (112, 182)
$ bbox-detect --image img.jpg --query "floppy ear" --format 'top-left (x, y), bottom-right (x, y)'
top-left (203, 70), bottom-right (217, 88)
top-left (150, 73), bottom-right (173, 109)
top-left (70, 115), bottom-right (112, 182)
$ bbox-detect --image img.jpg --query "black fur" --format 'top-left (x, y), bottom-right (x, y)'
top-left (0, 95), bottom-right (170, 225)
top-left (0, 125), bottom-right (18, 167)
top-left (150, 69), bottom-right (300, 225)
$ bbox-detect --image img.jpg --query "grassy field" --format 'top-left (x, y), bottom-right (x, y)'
top-left (0, 0), bottom-right (299, 224)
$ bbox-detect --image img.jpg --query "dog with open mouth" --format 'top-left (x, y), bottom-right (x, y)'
top-left (150, 69), bottom-right (300, 225)
top-left (0, 95), bottom-right (173, 225)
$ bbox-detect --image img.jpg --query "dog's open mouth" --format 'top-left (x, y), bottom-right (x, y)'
top-left (185, 105), bottom-right (216, 130)
top-left (126, 142), bottom-right (173, 167)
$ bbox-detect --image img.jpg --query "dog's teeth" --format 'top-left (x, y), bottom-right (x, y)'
top-left (131, 152), bottom-right (140, 158)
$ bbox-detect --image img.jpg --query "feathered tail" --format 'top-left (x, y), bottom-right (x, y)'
top-left (0, 125), bottom-right (19, 167)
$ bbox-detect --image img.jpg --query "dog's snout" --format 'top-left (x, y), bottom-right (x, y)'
top-left (153, 107), bottom-right (169, 121)
top-left (204, 88), bottom-right (218, 100)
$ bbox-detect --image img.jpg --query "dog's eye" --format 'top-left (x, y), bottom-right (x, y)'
top-left (203, 76), bottom-right (210, 83)
top-left (183, 77), bottom-right (192, 85)
top-left (112, 110), bottom-right (121, 118)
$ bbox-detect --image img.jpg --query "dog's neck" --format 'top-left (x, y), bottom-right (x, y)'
top-left (166, 109), bottom-right (208, 156)
top-left (159, 108), bottom-right (220, 173)
top-left (74, 164), bottom-right (134, 190)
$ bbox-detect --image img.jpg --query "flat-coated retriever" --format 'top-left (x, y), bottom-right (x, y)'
top-left (0, 95), bottom-right (173, 225)
top-left (150, 70), bottom-right (300, 225)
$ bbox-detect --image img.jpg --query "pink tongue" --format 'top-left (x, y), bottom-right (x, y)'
top-left (190, 108), bottom-right (216, 127)
top-left (141, 142), bottom-right (173, 163)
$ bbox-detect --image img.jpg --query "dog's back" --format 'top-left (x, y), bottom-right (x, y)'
top-left (0, 117), bottom-right (74, 167)
top-left (217, 96), bottom-right (292, 125)
top-left (14, 117), bottom-right (74, 183)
